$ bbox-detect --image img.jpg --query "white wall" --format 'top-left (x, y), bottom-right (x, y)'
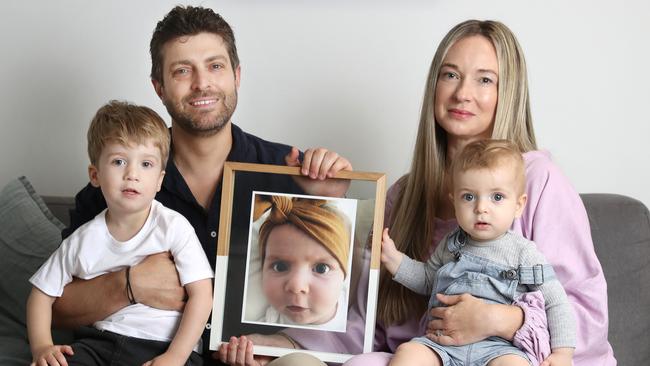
top-left (2, 0), bottom-right (649, 209)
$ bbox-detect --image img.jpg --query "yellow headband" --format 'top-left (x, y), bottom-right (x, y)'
top-left (256, 195), bottom-right (350, 277)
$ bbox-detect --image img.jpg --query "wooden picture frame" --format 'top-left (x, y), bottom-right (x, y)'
top-left (209, 162), bottom-right (385, 363)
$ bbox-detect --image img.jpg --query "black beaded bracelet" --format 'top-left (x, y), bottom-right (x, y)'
top-left (125, 267), bottom-right (136, 305)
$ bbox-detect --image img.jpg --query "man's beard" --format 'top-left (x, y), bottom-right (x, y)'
top-left (164, 90), bottom-right (238, 137)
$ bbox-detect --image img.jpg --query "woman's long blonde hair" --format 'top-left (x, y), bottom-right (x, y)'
top-left (378, 20), bottom-right (538, 326)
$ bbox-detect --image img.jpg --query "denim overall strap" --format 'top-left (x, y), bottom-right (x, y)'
top-left (501, 264), bottom-right (556, 285)
top-left (446, 227), bottom-right (468, 258)
top-left (518, 264), bottom-right (556, 285)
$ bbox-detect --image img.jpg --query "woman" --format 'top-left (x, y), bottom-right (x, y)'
top-left (220, 20), bottom-right (615, 366)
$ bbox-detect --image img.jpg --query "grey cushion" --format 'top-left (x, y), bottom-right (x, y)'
top-left (0, 177), bottom-right (72, 365)
top-left (582, 193), bottom-right (650, 366)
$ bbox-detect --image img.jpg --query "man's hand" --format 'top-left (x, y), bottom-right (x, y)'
top-left (285, 147), bottom-right (352, 197)
top-left (52, 252), bottom-right (186, 328)
top-left (380, 228), bottom-right (403, 275)
top-left (130, 252), bottom-right (185, 311)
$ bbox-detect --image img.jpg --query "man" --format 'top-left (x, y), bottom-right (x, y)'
top-left (52, 6), bottom-right (348, 365)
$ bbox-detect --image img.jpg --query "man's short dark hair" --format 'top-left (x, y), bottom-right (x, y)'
top-left (150, 5), bottom-right (239, 84)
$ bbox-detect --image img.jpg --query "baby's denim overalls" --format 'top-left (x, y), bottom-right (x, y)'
top-left (412, 228), bottom-right (555, 366)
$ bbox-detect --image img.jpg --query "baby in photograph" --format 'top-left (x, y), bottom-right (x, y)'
top-left (253, 195), bottom-right (351, 329)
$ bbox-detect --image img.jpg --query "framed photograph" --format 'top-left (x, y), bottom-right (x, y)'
top-left (209, 162), bottom-right (385, 364)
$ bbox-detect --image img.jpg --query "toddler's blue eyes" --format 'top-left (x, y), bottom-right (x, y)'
top-left (271, 261), bottom-right (289, 272)
top-left (492, 193), bottom-right (504, 202)
top-left (112, 159), bottom-right (126, 166)
top-left (313, 263), bottom-right (331, 274)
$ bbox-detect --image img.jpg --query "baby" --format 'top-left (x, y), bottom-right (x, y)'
top-left (27, 101), bottom-right (213, 366)
top-left (254, 195), bottom-right (351, 329)
top-left (382, 139), bottom-right (575, 366)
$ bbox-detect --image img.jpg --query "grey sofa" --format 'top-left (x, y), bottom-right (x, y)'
top-left (0, 176), bottom-right (648, 365)
top-left (582, 194), bottom-right (650, 365)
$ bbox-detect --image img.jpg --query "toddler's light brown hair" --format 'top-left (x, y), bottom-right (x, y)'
top-left (87, 100), bottom-right (170, 167)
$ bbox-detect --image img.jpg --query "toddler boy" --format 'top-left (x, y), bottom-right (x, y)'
top-left (27, 101), bottom-right (213, 366)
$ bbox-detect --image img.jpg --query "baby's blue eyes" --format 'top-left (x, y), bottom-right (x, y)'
top-left (271, 261), bottom-right (289, 272)
top-left (313, 263), bottom-right (331, 274)
top-left (269, 261), bottom-right (331, 274)
top-left (460, 193), bottom-right (505, 202)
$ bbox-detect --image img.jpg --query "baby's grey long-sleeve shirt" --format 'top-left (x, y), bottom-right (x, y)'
top-left (394, 230), bottom-right (576, 349)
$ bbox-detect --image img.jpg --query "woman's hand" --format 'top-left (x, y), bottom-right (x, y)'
top-left (426, 293), bottom-right (523, 346)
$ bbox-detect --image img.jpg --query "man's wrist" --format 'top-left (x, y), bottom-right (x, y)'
top-left (125, 267), bottom-right (137, 304)
top-left (109, 268), bottom-right (131, 308)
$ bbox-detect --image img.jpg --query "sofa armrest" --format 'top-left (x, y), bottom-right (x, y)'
top-left (581, 193), bottom-right (650, 366)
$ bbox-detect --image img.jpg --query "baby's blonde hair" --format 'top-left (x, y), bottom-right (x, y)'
top-left (451, 139), bottom-right (526, 195)
top-left (87, 100), bottom-right (170, 167)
